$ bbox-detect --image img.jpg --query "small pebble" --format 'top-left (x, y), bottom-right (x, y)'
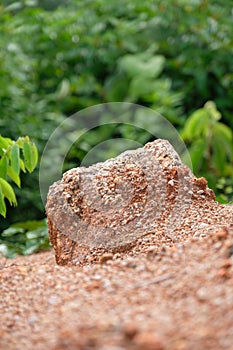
top-left (123, 323), bottom-right (138, 339)
top-left (217, 268), bottom-right (229, 278)
top-left (99, 253), bottom-right (113, 264)
top-left (228, 244), bottom-right (233, 257)
top-left (215, 228), bottom-right (228, 240)
top-left (220, 259), bottom-right (231, 269)
top-left (134, 332), bottom-right (164, 350)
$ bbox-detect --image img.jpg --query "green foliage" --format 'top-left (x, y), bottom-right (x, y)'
top-left (3, 0), bottom-right (69, 12)
top-left (0, 219), bottom-right (50, 258)
top-left (106, 47), bottom-right (183, 124)
top-left (0, 135), bottom-right (38, 217)
top-left (182, 101), bottom-right (233, 202)
top-left (1, 0), bottom-right (232, 139)
top-left (216, 177), bottom-right (233, 204)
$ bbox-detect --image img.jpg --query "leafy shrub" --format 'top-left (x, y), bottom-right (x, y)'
top-left (182, 101), bottom-right (233, 202)
top-left (0, 219), bottom-right (50, 258)
top-left (0, 135), bottom-right (38, 217)
top-left (1, 0), bottom-right (232, 135)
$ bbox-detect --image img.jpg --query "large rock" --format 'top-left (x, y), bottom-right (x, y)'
top-left (46, 139), bottom-right (218, 265)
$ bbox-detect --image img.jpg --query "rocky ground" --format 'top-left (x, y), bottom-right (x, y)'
top-left (1, 200), bottom-right (233, 350)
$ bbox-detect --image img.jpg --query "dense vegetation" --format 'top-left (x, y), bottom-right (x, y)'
top-left (0, 0), bottom-right (232, 257)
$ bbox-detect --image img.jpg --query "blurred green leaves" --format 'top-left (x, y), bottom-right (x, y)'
top-left (182, 101), bottom-right (233, 201)
top-left (104, 47), bottom-right (183, 124)
top-left (0, 219), bottom-right (50, 258)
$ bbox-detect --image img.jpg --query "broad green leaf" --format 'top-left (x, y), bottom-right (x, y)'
top-left (2, 227), bottom-right (24, 237)
top-left (214, 122), bottom-right (232, 142)
top-left (0, 136), bottom-right (11, 151)
top-left (57, 79), bottom-right (70, 100)
top-left (30, 142), bottom-right (38, 172)
top-left (181, 109), bottom-right (209, 140)
top-left (26, 227), bottom-right (48, 239)
top-left (0, 178), bottom-right (17, 206)
top-left (7, 166), bottom-right (21, 187)
top-left (23, 142), bottom-right (32, 172)
top-left (0, 155), bottom-right (8, 179)
top-left (20, 158), bottom-right (26, 172)
top-left (23, 142), bottom-right (34, 172)
top-left (212, 123), bottom-right (233, 159)
top-left (0, 186), bottom-right (6, 218)
top-left (129, 76), bottom-right (153, 101)
top-left (212, 141), bottom-right (226, 176)
top-left (120, 54), bottom-right (165, 79)
top-left (4, 2), bottom-right (23, 12)
top-left (211, 123), bottom-right (233, 176)
top-left (189, 139), bottom-right (206, 173)
top-left (10, 143), bottom-right (20, 175)
top-left (204, 101), bottom-right (221, 121)
top-left (16, 137), bottom-right (25, 148)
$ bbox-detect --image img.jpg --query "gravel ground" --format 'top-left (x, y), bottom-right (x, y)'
top-left (1, 201), bottom-right (233, 350)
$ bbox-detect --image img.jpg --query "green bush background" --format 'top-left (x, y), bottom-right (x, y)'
top-left (0, 0), bottom-right (232, 256)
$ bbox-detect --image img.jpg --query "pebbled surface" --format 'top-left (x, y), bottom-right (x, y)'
top-left (0, 208), bottom-right (233, 350)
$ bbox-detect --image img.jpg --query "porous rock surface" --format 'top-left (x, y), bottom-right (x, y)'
top-left (47, 139), bottom-right (226, 266)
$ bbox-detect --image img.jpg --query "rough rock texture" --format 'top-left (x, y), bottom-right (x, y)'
top-left (46, 139), bottom-right (225, 266)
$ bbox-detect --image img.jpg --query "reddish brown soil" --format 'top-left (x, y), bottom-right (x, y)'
top-left (1, 203), bottom-right (233, 350)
